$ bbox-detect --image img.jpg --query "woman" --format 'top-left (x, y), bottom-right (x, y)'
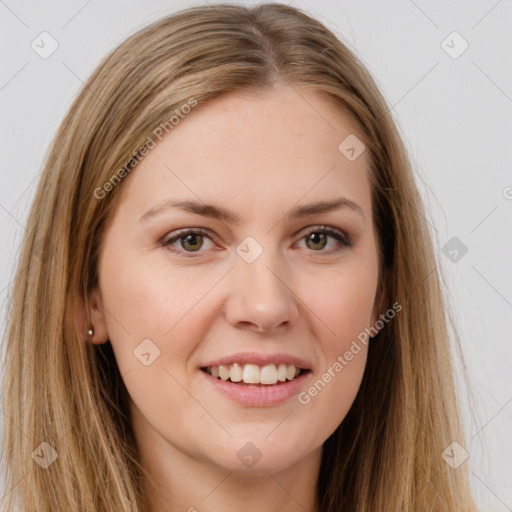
top-left (0, 3), bottom-right (477, 511)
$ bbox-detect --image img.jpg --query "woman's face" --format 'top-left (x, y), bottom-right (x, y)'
top-left (91, 84), bottom-right (380, 475)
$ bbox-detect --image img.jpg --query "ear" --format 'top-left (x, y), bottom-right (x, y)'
top-left (73, 287), bottom-right (109, 345)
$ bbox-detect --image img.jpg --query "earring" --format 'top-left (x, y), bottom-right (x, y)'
top-left (87, 326), bottom-right (94, 337)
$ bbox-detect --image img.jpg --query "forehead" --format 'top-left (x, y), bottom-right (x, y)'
top-left (115, 84), bottom-right (372, 222)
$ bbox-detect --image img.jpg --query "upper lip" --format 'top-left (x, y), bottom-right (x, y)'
top-left (201, 352), bottom-right (312, 371)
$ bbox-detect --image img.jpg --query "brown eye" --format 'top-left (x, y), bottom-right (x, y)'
top-left (298, 226), bottom-right (351, 254)
top-left (161, 225), bottom-right (351, 259)
top-left (179, 233), bottom-right (204, 252)
top-left (162, 228), bottom-right (215, 257)
top-left (306, 232), bottom-right (328, 251)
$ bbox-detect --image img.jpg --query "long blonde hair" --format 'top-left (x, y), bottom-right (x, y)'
top-left (1, 3), bottom-right (477, 510)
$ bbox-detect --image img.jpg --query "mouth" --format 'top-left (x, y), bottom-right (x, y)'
top-left (200, 363), bottom-right (311, 386)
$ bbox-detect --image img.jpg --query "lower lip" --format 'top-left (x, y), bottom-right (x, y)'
top-left (200, 369), bottom-right (311, 406)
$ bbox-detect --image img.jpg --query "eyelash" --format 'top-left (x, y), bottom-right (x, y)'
top-left (160, 226), bottom-right (352, 258)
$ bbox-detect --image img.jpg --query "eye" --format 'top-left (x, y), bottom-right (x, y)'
top-left (161, 225), bottom-right (352, 258)
top-left (296, 225), bottom-right (352, 254)
top-left (161, 228), bottom-right (215, 257)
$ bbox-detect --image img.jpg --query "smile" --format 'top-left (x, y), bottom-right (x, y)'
top-left (200, 364), bottom-right (312, 407)
top-left (201, 363), bottom-right (305, 385)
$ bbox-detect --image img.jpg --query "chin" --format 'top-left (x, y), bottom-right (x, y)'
top-left (217, 452), bottom-right (303, 476)
top-left (206, 434), bottom-right (314, 475)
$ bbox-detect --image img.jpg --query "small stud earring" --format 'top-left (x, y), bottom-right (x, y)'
top-left (87, 327), bottom-right (94, 337)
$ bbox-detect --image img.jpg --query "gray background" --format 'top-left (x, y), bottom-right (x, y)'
top-left (1, 1), bottom-right (511, 510)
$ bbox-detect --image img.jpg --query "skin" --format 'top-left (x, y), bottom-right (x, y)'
top-left (80, 83), bottom-right (381, 512)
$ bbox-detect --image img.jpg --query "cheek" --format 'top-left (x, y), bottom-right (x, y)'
top-left (305, 345), bottom-right (368, 443)
top-left (296, 289), bottom-right (369, 444)
top-left (98, 264), bottom-right (209, 421)
top-left (294, 254), bottom-right (376, 433)
top-left (306, 260), bottom-right (378, 348)
top-left (99, 254), bottom-right (219, 372)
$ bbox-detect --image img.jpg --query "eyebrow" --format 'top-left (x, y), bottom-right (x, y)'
top-left (138, 197), bottom-right (365, 224)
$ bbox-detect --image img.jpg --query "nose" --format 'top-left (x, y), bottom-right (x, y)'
top-left (224, 247), bottom-right (300, 333)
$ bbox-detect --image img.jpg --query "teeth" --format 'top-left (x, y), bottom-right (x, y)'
top-left (243, 364), bottom-right (260, 384)
top-left (205, 363), bottom-right (303, 385)
top-left (277, 363), bottom-right (287, 382)
top-left (219, 365), bottom-right (230, 381)
top-left (286, 365), bottom-right (296, 380)
top-left (229, 363), bottom-right (243, 382)
top-left (260, 364), bottom-right (278, 385)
